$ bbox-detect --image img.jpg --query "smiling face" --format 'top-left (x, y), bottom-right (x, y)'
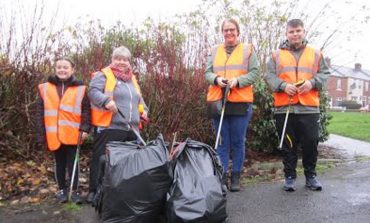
top-left (55, 59), bottom-right (74, 81)
top-left (286, 25), bottom-right (306, 49)
top-left (111, 56), bottom-right (130, 73)
top-left (222, 21), bottom-right (239, 46)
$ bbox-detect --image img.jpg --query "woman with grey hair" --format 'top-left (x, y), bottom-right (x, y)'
top-left (87, 46), bottom-right (148, 203)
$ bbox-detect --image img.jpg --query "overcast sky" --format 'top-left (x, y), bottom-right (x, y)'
top-left (2, 0), bottom-right (370, 69)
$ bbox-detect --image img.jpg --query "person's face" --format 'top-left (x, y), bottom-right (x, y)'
top-left (112, 56), bottom-right (130, 72)
top-left (222, 21), bottom-right (239, 46)
top-left (55, 60), bottom-right (74, 81)
top-left (286, 25), bottom-right (305, 48)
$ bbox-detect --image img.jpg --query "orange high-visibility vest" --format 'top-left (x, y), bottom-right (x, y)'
top-left (38, 83), bottom-right (86, 151)
top-left (206, 43), bottom-right (253, 103)
top-left (90, 66), bottom-right (142, 127)
top-left (273, 46), bottom-right (321, 107)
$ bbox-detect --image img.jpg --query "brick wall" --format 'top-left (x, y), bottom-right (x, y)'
top-left (327, 76), bottom-right (348, 106)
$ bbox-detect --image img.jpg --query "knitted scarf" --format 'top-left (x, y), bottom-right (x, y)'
top-left (110, 65), bottom-right (132, 82)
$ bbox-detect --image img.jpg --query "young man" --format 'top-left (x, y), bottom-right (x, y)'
top-left (264, 19), bottom-right (330, 192)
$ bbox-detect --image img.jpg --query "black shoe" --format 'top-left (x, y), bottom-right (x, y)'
top-left (306, 176), bottom-right (322, 191)
top-left (230, 172), bottom-right (241, 192)
top-left (86, 191), bottom-right (95, 204)
top-left (283, 176), bottom-right (296, 192)
top-left (71, 191), bottom-right (83, 204)
top-left (56, 189), bottom-right (68, 203)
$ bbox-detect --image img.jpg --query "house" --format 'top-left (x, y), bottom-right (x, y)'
top-left (326, 60), bottom-right (370, 108)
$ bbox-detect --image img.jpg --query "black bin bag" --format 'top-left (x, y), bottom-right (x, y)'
top-left (97, 134), bottom-right (172, 223)
top-left (167, 139), bottom-right (227, 223)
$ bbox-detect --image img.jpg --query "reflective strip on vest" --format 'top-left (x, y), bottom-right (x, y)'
top-left (273, 46), bottom-right (321, 107)
top-left (38, 83), bottom-right (85, 151)
top-left (206, 43), bottom-right (253, 103)
top-left (212, 45), bottom-right (250, 73)
top-left (45, 126), bottom-right (57, 132)
top-left (277, 66), bottom-right (315, 74)
top-left (58, 120), bottom-right (81, 128)
top-left (45, 110), bottom-right (58, 116)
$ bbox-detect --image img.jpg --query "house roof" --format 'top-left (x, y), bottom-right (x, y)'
top-left (330, 65), bottom-right (370, 81)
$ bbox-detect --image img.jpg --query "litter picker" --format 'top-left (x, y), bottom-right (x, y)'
top-left (214, 84), bottom-right (231, 150)
top-left (69, 131), bottom-right (83, 201)
top-left (117, 108), bottom-right (147, 146)
top-left (278, 98), bottom-right (292, 150)
top-left (278, 80), bottom-right (305, 150)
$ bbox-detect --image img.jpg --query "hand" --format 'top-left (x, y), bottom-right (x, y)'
top-left (141, 110), bottom-right (148, 120)
top-left (228, 78), bottom-right (238, 88)
top-left (81, 132), bottom-right (89, 141)
top-left (297, 80), bottom-right (312, 94)
top-left (105, 100), bottom-right (118, 113)
top-left (140, 111), bottom-right (149, 124)
top-left (216, 77), bottom-right (228, 88)
top-left (284, 84), bottom-right (298, 96)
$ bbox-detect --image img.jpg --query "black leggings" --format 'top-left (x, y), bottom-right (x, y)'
top-left (54, 144), bottom-right (79, 190)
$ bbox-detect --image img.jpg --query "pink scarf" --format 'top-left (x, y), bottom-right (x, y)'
top-left (110, 65), bottom-right (133, 82)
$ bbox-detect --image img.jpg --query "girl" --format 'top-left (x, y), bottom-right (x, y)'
top-left (35, 58), bottom-right (91, 203)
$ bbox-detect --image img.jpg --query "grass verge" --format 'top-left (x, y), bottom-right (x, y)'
top-left (328, 112), bottom-right (370, 142)
top-left (63, 202), bottom-right (82, 212)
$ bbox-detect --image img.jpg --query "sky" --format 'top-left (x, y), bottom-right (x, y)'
top-left (2, 0), bottom-right (370, 69)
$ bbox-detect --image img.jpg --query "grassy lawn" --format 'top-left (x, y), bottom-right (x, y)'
top-left (328, 112), bottom-right (370, 142)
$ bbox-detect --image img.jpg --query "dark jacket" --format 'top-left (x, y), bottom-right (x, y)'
top-left (35, 75), bottom-right (91, 144)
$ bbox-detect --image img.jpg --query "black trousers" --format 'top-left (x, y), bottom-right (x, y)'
top-left (54, 144), bottom-right (79, 190)
top-left (275, 113), bottom-right (320, 178)
top-left (89, 128), bottom-right (137, 192)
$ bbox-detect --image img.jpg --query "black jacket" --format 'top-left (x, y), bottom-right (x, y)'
top-left (35, 75), bottom-right (91, 144)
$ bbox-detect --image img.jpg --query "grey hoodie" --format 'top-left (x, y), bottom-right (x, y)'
top-left (88, 72), bottom-right (147, 131)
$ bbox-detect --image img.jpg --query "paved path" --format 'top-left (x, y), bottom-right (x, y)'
top-left (227, 160), bottom-right (370, 223)
top-left (321, 134), bottom-right (370, 158)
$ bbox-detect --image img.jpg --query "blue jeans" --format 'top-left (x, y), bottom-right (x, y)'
top-left (212, 104), bottom-right (253, 173)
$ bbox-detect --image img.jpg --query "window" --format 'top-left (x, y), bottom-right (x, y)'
top-left (336, 79), bottom-right (341, 90)
top-left (351, 96), bottom-right (357, 101)
top-left (335, 97), bottom-right (342, 106)
top-left (366, 82), bottom-right (369, 92)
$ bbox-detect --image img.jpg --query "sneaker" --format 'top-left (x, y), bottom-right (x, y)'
top-left (283, 176), bottom-right (296, 192)
top-left (306, 176), bottom-right (322, 191)
top-left (56, 189), bottom-right (68, 203)
top-left (71, 191), bottom-right (83, 204)
top-left (86, 191), bottom-right (95, 204)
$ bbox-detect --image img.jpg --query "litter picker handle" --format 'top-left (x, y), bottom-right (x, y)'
top-left (214, 84), bottom-right (231, 150)
top-left (117, 108), bottom-right (147, 146)
top-left (69, 131), bottom-right (83, 201)
top-left (222, 84), bottom-right (231, 106)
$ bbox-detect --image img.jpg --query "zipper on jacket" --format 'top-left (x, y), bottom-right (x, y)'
top-left (124, 83), bottom-right (133, 122)
top-left (61, 82), bottom-right (65, 96)
top-left (290, 50), bottom-right (303, 83)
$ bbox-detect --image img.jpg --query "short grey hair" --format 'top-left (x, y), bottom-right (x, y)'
top-left (112, 46), bottom-right (131, 60)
